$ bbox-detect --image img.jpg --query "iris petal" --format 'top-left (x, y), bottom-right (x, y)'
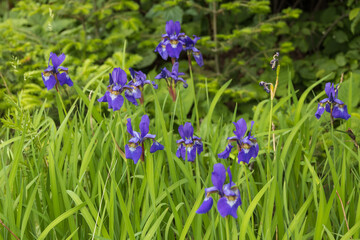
top-left (42, 73), bottom-right (56, 90)
top-left (150, 141), bottom-right (164, 153)
top-left (212, 163), bottom-right (226, 192)
top-left (196, 196), bottom-right (213, 214)
top-left (125, 144), bottom-right (142, 164)
top-left (218, 144), bottom-right (233, 159)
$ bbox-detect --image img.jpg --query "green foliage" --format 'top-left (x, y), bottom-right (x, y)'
top-left (1, 65), bottom-right (360, 239)
top-left (0, 0), bottom-right (359, 118)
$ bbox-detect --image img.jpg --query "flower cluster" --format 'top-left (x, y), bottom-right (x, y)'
top-left (97, 68), bottom-right (136, 111)
top-left (218, 119), bottom-right (259, 164)
top-left (42, 53), bottom-right (73, 91)
top-left (127, 68), bottom-right (158, 104)
top-left (315, 82), bottom-right (351, 121)
top-left (125, 115), bottom-right (164, 164)
top-left (176, 122), bottom-right (203, 162)
top-left (154, 20), bottom-right (203, 67)
top-left (196, 163), bottom-right (242, 218)
top-left (155, 62), bottom-right (187, 101)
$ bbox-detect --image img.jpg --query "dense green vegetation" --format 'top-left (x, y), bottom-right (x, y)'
top-left (1, 0), bottom-right (360, 239)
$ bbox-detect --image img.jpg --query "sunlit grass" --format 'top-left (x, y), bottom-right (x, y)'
top-left (1, 65), bottom-right (360, 240)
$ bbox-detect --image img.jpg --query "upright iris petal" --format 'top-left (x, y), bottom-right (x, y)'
top-left (218, 119), bottom-right (259, 164)
top-left (176, 122), bottom-right (203, 162)
top-left (41, 52), bottom-right (73, 90)
top-left (196, 163), bottom-right (241, 218)
top-left (125, 115), bottom-right (164, 164)
top-left (315, 82), bottom-right (351, 120)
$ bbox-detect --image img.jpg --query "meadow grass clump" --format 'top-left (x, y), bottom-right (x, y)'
top-left (1, 20), bottom-right (360, 240)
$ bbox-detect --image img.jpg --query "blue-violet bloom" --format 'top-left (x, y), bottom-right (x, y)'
top-left (42, 52), bottom-right (73, 90)
top-left (126, 68), bottom-right (158, 104)
top-left (182, 35), bottom-right (203, 67)
top-left (218, 119), bottom-right (259, 164)
top-left (315, 82), bottom-right (351, 120)
top-left (176, 122), bottom-right (203, 162)
top-left (155, 62), bottom-right (187, 101)
top-left (125, 115), bottom-right (164, 164)
top-left (196, 163), bottom-right (242, 218)
top-left (98, 68), bottom-right (135, 111)
top-left (165, 20), bottom-right (184, 59)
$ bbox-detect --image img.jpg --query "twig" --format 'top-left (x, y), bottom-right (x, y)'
top-left (336, 190), bottom-right (352, 239)
top-left (0, 218), bottom-right (20, 240)
top-left (212, 1), bottom-right (220, 75)
top-left (316, 13), bottom-right (348, 50)
top-left (0, 72), bottom-right (11, 96)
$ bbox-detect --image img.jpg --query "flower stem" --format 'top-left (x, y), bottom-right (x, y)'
top-left (244, 163), bottom-right (254, 229)
top-left (56, 90), bottom-right (68, 116)
top-left (178, 88), bottom-right (185, 125)
top-left (225, 217), bottom-right (230, 240)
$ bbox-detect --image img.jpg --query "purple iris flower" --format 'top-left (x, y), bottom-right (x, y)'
top-left (41, 52), bottom-right (73, 91)
top-left (176, 122), bottom-right (203, 162)
top-left (126, 68), bottom-right (158, 104)
top-left (154, 20), bottom-right (183, 60)
top-left (182, 35), bottom-right (203, 67)
top-left (125, 115), bottom-right (164, 164)
top-left (196, 163), bottom-right (241, 218)
top-left (155, 62), bottom-right (187, 101)
top-left (218, 119), bottom-right (259, 164)
top-left (315, 82), bottom-right (351, 120)
top-left (98, 68), bottom-right (136, 111)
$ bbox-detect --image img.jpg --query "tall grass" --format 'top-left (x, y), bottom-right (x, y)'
top-left (1, 62), bottom-right (360, 239)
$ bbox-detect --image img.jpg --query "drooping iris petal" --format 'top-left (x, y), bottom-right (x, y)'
top-left (57, 72), bottom-right (73, 86)
top-left (144, 134), bottom-right (156, 139)
top-left (217, 195), bottom-right (241, 219)
top-left (233, 118), bottom-right (247, 140)
top-left (110, 94), bottom-right (124, 111)
top-left (124, 90), bottom-right (139, 106)
top-left (186, 146), bottom-right (197, 162)
top-left (211, 163), bottom-right (226, 192)
top-left (166, 43), bottom-right (183, 59)
top-left (151, 81), bottom-right (158, 89)
top-left (315, 104), bottom-right (325, 119)
top-left (194, 140), bottom-right (203, 155)
top-left (332, 104), bottom-right (351, 120)
top-left (155, 41), bottom-right (169, 60)
top-left (175, 77), bottom-right (188, 88)
top-left (218, 144), bottom-right (234, 159)
top-left (140, 115), bottom-right (150, 138)
top-left (150, 141), bottom-right (164, 153)
top-left (125, 144), bottom-right (143, 164)
top-left (192, 48), bottom-right (204, 67)
top-left (196, 196), bottom-right (213, 214)
top-left (237, 147), bottom-right (255, 164)
top-left (98, 92), bottom-right (108, 103)
top-left (176, 145), bottom-right (185, 159)
top-left (42, 73), bottom-right (57, 90)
